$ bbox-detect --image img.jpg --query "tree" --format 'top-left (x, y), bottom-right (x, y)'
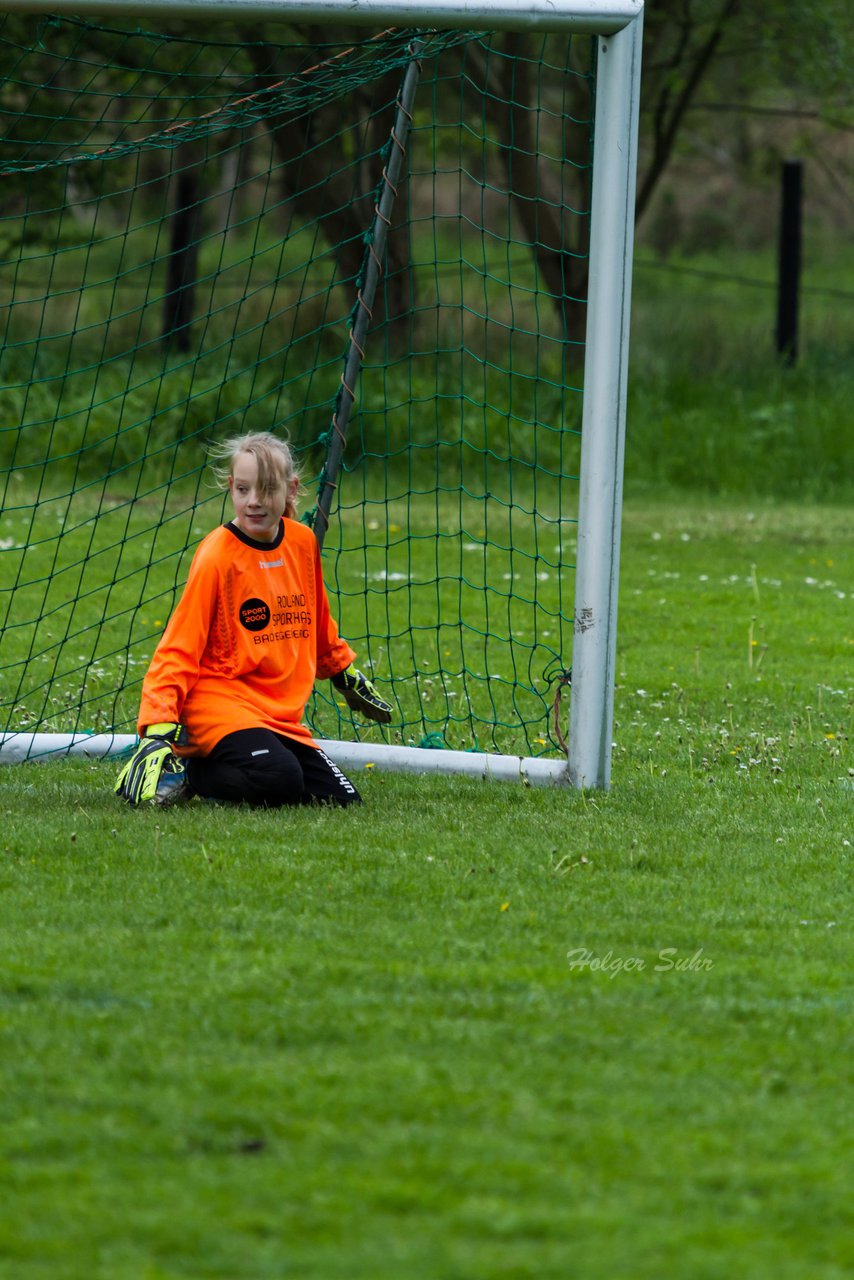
top-left (240, 28), bottom-right (416, 336)
top-left (4, 7), bottom-right (850, 351)
top-left (471, 0), bottom-right (854, 337)
top-left (638, 0), bottom-right (853, 213)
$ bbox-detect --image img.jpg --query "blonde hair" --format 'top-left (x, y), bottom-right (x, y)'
top-left (209, 431), bottom-right (302, 518)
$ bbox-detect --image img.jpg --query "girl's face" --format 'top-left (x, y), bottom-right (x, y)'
top-left (229, 451), bottom-right (294, 543)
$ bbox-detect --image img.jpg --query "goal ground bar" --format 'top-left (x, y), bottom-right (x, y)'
top-left (0, 733), bottom-right (570, 786)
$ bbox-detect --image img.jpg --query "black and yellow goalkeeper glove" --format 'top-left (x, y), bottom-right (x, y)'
top-left (330, 665), bottom-right (393, 724)
top-left (114, 723), bottom-right (189, 807)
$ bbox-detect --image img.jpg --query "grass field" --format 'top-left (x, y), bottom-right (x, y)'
top-left (1, 498), bottom-right (850, 1279)
top-left (2, 29), bottom-right (851, 1274)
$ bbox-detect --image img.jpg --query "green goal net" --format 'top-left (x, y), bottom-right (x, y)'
top-left (0, 14), bottom-right (597, 771)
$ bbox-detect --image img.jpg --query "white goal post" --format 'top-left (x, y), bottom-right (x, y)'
top-left (0, 0), bottom-right (643, 789)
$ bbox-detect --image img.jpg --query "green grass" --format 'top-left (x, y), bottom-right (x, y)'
top-left (1, 499), bottom-right (851, 1279)
top-left (626, 242), bottom-right (854, 500)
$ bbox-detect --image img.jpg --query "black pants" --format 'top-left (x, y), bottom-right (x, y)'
top-left (185, 729), bottom-right (361, 809)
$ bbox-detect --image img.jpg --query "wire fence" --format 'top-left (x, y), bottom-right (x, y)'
top-left (634, 256), bottom-right (854, 303)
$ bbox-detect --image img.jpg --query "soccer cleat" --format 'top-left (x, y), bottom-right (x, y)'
top-left (330, 664), bottom-right (393, 724)
top-left (154, 762), bottom-right (191, 807)
top-left (115, 723), bottom-right (189, 807)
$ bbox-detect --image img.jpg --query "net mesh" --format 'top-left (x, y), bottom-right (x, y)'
top-left (0, 16), bottom-right (592, 758)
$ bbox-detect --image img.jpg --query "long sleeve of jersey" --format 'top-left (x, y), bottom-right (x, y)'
top-left (137, 518), bottom-right (355, 754)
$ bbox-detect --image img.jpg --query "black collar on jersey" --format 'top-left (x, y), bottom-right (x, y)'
top-left (225, 518), bottom-right (285, 551)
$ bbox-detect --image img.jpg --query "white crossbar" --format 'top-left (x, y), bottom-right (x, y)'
top-left (0, 0), bottom-right (642, 34)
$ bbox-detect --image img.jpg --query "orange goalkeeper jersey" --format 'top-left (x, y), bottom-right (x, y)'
top-left (137, 518), bottom-right (355, 754)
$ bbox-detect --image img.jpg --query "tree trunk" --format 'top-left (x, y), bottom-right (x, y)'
top-left (245, 40), bottom-right (414, 343)
top-left (487, 35), bottom-right (591, 348)
top-left (162, 143), bottom-right (203, 353)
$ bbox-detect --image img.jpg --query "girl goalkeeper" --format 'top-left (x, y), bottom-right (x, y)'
top-left (115, 431), bottom-right (391, 809)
